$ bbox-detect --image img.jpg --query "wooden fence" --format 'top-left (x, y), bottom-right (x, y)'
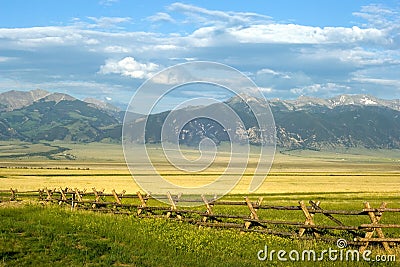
top-left (1, 188), bottom-right (400, 253)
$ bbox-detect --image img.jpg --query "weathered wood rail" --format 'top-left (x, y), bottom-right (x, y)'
top-left (1, 187), bottom-right (400, 253)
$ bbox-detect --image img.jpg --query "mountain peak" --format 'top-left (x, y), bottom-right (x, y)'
top-left (226, 93), bottom-right (268, 106)
top-left (42, 92), bottom-right (76, 103)
top-left (330, 94), bottom-right (382, 107)
top-left (0, 89), bottom-right (50, 111)
top-left (30, 88), bottom-right (50, 98)
top-left (271, 94), bottom-right (400, 112)
top-left (84, 97), bottom-right (120, 112)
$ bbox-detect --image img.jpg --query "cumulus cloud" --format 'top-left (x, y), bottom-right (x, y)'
top-left (165, 3), bottom-right (391, 46)
top-left (225, 24), bottom-right (386, 45)
top-left (99, 57), bottom-right (159, 79)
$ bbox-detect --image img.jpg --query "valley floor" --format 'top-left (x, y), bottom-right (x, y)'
top-left (0, 141), bottom-right (399, 195)
top-left (0, 142), bottom-right (399, 266)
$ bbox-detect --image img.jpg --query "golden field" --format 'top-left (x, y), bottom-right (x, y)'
top-left (0, 142), bottom-right (399, 195)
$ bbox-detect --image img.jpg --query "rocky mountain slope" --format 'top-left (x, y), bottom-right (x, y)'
top-left (0, 89), bottom-right (399, 149)
top-left (0, 90), bottom-right (121, 142)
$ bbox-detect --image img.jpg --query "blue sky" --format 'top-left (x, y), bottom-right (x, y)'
top-left (0, 0), bottom-right (399, 108)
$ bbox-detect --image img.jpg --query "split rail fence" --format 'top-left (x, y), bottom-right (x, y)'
top-left (1, 188), bottom-right (400, 253)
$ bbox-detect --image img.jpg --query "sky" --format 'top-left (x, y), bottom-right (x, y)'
top-left (0, 0), bottom-right (399, 109)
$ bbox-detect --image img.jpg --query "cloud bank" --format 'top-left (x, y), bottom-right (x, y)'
top-left (0, 2), bottom-right (399, 103)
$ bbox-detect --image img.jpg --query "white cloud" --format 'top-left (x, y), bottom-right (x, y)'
top-left (0, 78), bottom-right (124, 96)
top-left (86, 16), bottom-right (132, 29)
top-left (150, 68), bottom-right (193, 85)
top-left (0, 26), bottom-right (102, 48)
top-left (104, 45), bottom-right (131, 53)
top-left (352, 77), bottom-right (400, 88)
top-left (99, 57), bottom-right (159, 79)
top-left (152, 44), bottom-right (179, 51)
top-left (258, 87), bottom-right (273, 93)
top-left (226, 24), bottom-right (386, 44)
top-left (353, 4), bottom-right (400, 49)
top-left (0, 56), bottom-right (15, 63)
top-left (85, 38), bottom-right (100, 45)
top-left (257, 68), bottom-right (291, 79)
top-left (165, 3), bottom-right (391, 46)
top-left (167, 2), bottom-right (272, 26)
top-left (290, 83), bottom-right (351, 95)
top-left (146, 12), bottom-right (175, 23)
top-left (257, 68), bottom-right (280, 76)
top-left (341, 48), bottom-right (400, 66)
top-left (0, 3), bottom-right (399, 101)
top-left (353, 4), bottom-right (399, 29)
top-left (0, 24), bottom-right (159, 51)
top-left (297, 46), bottom-right (400, 67)
top-left (0, 26), bottom-right (72, 45)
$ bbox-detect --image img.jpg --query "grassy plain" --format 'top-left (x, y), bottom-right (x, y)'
top-left (0, 141), bottom-right (399, 195)
top-left (0, 141), bottom-right (399, 266)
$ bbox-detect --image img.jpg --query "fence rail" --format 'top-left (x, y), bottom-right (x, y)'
top-left (1, 187), bottom-right (399, 253)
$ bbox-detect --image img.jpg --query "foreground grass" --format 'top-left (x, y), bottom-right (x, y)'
top-left (0, 202), bottom-right (399, 267)
top-left (0, 203), bottom-right (281, 267)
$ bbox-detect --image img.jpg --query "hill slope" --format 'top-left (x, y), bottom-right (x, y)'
top-left (0, 93), bottom-right (121, 142)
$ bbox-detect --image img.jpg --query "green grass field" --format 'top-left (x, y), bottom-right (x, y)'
top-left (0, 198), bottom-right (399, 267)
top-left (0, 142), bottom-right (399, 266)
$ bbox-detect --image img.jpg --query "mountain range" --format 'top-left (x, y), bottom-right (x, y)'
top-left (0, 89), bottom-right (399, 149)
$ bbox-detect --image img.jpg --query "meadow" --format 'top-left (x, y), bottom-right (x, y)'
top-left (0, 141), bottom-right (399, 266)
top-left (0, 195), bottom-right (399, 267)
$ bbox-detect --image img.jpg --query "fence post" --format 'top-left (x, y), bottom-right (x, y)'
top-left (112, 189), bottom-right (122, 205)
top-left (360, 202), bottom-right (391, 253)
top-left (10, 188), bottom-right (16, 201)
top-left (298, 200), bottom-right (319, 238)
top-left (44, 188), bottom-right (53, 201)
top-left (244, 197), bottom-right (261, 229)
top-left (74, 188), bottom-right (82, 202)
top-left (71, 189), bottom-right (75, 209)
top-left (137, 191), bottom-right (148, 215)
top-left (166, 192), bottom-right (182, 220)
top-left (201, 195), bottom-right (214, 222)
top-left (38, 189), bottom-right (44, 200)
top-left (73, 188), bottom-right (82, 208)
top-left (92, 188), bottom-right (100, 208)
top-left (59, 187), bottom-right (67, 205)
